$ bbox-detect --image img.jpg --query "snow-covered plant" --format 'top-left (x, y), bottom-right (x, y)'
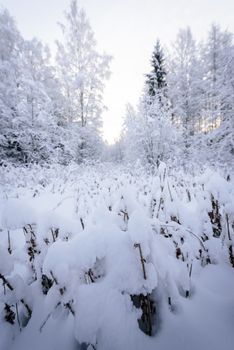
top-left (0, 164), bottom-right (233, 350)
top-left (123, 92), bottom-right (178, 169)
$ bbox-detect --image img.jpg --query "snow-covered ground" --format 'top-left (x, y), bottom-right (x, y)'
top-left (0, 163), bottom-right (234, 350)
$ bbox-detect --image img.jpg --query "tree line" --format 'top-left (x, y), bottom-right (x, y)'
top-left (0, 1), bottom-right (233, 169)
top-left (122, 26), bottom-right (234, 170)
top-left (0, 0), bottom-right (111, 165)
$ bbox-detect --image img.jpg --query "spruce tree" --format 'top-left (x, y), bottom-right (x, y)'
top-left (145, 40), bottom-right (167, 97)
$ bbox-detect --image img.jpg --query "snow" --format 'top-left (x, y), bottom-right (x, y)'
top-left (0, 3), bottom-right (233, 349)
top-left (0, 163), bottom-right (233, 350)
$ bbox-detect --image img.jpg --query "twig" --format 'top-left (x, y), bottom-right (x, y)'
top-left (158, 222), bottom-right (207, 251)
top-left (50, 270), bottom-right (58, 285)
top-left (156, 197), bottom-right (164, 219)
top-left (80, 217), bottom-right (85, 230)
top-left (186, 262), bottom-right (193, 298)
top-left (189, 263), bottom-right (193, 278)
top-left (64, 302), bottom-right (75, 316)
top-left (51, 229), bottom-right (56, 242)
top-left (39, 302), bottom-right (61, 332)
top-left (134, 243), bottom-right (147, 280)
top-left (15, 302), bottom-right (21, 332)
top-left (7, 230), bottom-right (12, 254)
top-left (167, 181), bottom-right (173, 202)
top-left (226, 214), bottom-right (234, 267)
top-left (0, 273), bottom-right (14, 291)
top-left (52, 196), bottom-right (74, 211)
top-left (226, 214), bottom-right (231, 241)
top-left (0, 274), bottom-right (31, 317)
top-left (20, 299), bottom-right (32, 318)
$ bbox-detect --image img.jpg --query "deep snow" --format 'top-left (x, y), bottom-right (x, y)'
top-left (0, 163), bottom-right (233, 350)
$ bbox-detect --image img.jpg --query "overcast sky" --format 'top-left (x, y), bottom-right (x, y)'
top-left (1, 0), bottom-right (234, 143)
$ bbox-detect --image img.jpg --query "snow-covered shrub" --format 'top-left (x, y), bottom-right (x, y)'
top-left (0, 163), bottom-right (233, 350)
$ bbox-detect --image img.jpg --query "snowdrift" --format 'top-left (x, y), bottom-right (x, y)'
top-left (0, 163), bottom-right (234, 350)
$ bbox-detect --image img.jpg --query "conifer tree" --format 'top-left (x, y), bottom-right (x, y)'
top-left (145, 40), bottom-right (167, 98)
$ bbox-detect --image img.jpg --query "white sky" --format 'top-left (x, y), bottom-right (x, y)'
top-left (1, 0), bottom-right (234, 143)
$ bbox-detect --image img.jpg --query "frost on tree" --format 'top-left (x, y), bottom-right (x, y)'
top-left (0, 2), bottom-right (112, 166)
top-left (56, 0), bottom-right (111, 162)
top-left (123, 41), bottom-right (178, 169)
top-left (0, 10), bottom-right (70, 164)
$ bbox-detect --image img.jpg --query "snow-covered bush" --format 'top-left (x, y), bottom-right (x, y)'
top-left (0, 163), bottom-right (233, 350)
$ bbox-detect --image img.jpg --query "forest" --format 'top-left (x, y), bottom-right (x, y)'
top-left (0, 1), bottom-right (233, 350)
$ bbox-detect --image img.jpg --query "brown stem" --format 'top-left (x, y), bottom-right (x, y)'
top-left (15, 302), bottom-right (21, 331)
top-left (134, 243), bottom-right (147, 280)
top-left (51, 229), bottom-right (56, 242)
top-left (226, 214), bottom-right (234, 267)
top-left (0, 273), bottom-right (14, 291)
top-left (226, 214), bottom-right (231, 241)
top-left (80, 218), bottom-right (85, 230)
top-left (7, 230), bottom-right (12, 254)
